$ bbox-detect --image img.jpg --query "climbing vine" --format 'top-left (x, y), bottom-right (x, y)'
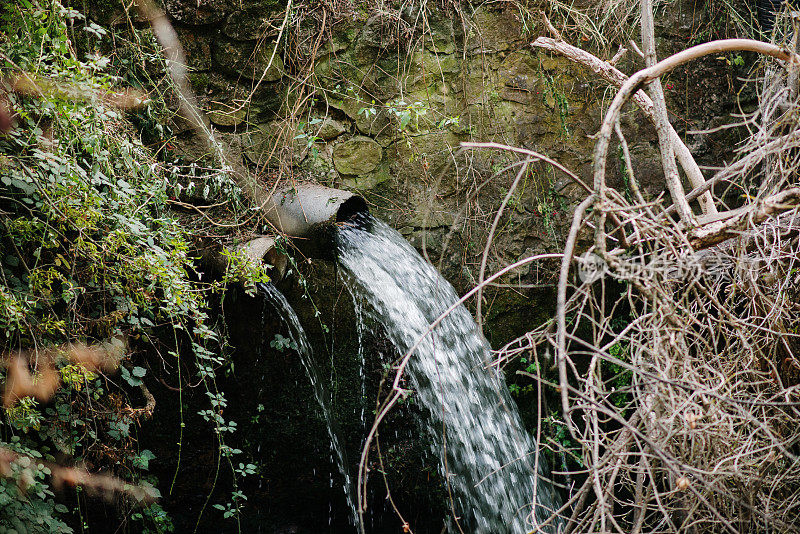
top-left (0, 1), bottom-right (261, 531)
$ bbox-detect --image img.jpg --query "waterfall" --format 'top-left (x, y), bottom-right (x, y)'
top-left (258, 282), bottom-right (360, 528)
top-left (336, 214), bottom-right (563, 533)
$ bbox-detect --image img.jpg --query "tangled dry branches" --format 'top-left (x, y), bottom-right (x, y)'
top-left (491, 10), bottom-right (800, 533)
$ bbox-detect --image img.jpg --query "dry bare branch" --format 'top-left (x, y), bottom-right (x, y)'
top-left (592, 38), bottom-right (800, 210)
top-left (641, 0), bottom-right (692, 224)
top-left (494, 18), bottom-right (800, 533)
top-left (531, 36), bottom-right (716, 215)
top-left (689, 188), bottom-right (800, 248)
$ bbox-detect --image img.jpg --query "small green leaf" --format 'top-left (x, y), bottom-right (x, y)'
top-left (132, 449), bottom-right (156, 470)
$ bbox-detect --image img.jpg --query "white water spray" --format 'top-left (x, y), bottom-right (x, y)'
top-left (337, 215), bottom-right (563, 533)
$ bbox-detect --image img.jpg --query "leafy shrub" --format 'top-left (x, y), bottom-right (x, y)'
top-left (0, 1), bottom-right (255, 530)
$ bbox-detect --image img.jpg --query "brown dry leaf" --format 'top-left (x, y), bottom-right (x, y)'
top-left (0, 447), bottom-right (157, 504)
top-left (2, 338), bottom-right (126, 407)
top-left (51, 464), bottom-right (158, 503)
top-left (0, 97), bottom-right (11, 134)
top-left (3, 354), bottom-right (60, 408)
top-left (102, 88), bottom-right (147, 109)
top-left (63, 340), bottom-right (124, 373)
top-left (0, 449), bottom-right (14, 478)
top-left (11, 72), bottom-right (146, 110)
top-left (685, 412), bottom-right (698, 430)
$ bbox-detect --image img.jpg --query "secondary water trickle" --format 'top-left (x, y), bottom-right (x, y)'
top-left (258, 282), bottom-right (360, 529)
top-left (336, 214), bottom-right (563, 533)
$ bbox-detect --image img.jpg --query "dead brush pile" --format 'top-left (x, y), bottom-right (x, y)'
top-left (499, 6), bottom-right (800, 532)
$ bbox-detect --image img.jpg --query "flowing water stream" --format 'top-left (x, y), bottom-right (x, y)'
top-left (336, 214), bottom-right (563, 533)
top-left (258, 282), bottom-right (359, 528)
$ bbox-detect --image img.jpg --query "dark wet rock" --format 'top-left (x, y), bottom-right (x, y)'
top-left (164, 0), bottom-right (233, 25)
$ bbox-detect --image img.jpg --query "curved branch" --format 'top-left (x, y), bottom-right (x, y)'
top-left (556, 195), bottom-right (595, 436)
top-left (476, 158), bottom-right (530, 330)
top-left (593, 39), bottom-right (800, 225)
top-left (532, 36), bottom-right (717, 215)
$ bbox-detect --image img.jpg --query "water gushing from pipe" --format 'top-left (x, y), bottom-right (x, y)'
top-left (336, 214), bottom-right (562, 533)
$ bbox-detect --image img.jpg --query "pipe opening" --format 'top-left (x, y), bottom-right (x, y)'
top-left (336, 195), bottom-right (369, 222)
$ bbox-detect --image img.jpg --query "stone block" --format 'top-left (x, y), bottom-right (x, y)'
top-left (207, 101), bottom-right (250, 127)
top-left (164, 0), bottom-right (232, 25)
top-left (316, 118), bottom-right (347, 141)
top-left (175, 27), bottom-right (213, 71)
top-left (333, 136), bottom-right (383, 175)
top-left (214, 39), bottom-right (284, 81)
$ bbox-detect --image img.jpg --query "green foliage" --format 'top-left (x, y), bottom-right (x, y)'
top-left (132, 449), bottom-right (156, 471)
top-left (219, 247), bottom-right (271, 297)
top-left (543, 412), bottom-right (584, 469)
top-left (1, 2), bottom-right (200, 349)
top-left (387, 100), bottom-right (428, 132)
top-left (212, 490), bottom-right (247, 519)
top-left (0, 1), bottom-right (257, 530)
top-left (0, 437), bottom-right (72, 533)
top-left (269, 333), bottom-right (298, 352)
top-left (6, 397), bottom-right (44, 432)
top-left (605, 340), bottom-right (633, 410)
top-left (293, 118), bottom-right (323, 160)
top-left (508, 357), bottom-right (540, 398)
top-left (526, 167), bottom-right (565, 239)
top-left (58, 364), bottom-right (97, 391)
top-left (543, 74), bottom-right (570, 137)
top-left (120, 365), bottom-right (147, 387)
top-left (358, 103), bottom-right (377, 120)
top-left (131, 501), bottom-right (174, 534)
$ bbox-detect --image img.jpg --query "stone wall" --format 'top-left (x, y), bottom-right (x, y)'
top-left (87, 0), bottom-right (752, 336)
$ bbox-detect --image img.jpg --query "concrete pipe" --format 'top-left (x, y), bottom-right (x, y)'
top-left (263, 184), bottom-right (369, 259)
top-left (236, 236), bottom-right (289, 280)
top-left (264, 184), bottom-right (368, 236)
top-left (197, 235), bottom-right (287, 282)
top-left (198, 184), bottom-right (367, 278)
